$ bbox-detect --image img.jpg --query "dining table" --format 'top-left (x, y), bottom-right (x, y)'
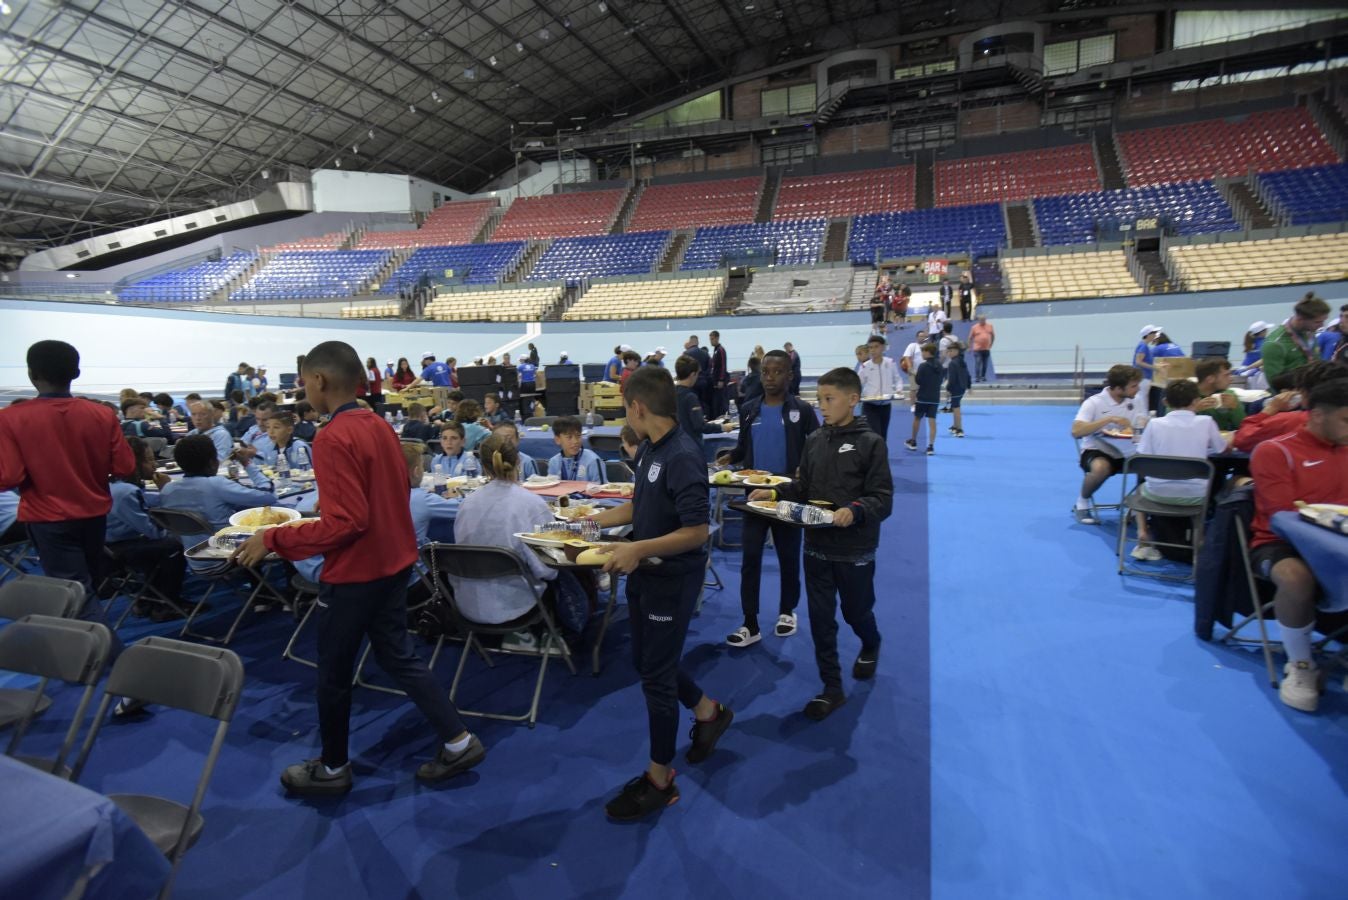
top-left (1271, 510), bottom-right (1348, 610)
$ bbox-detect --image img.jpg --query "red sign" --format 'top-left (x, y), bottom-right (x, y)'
top-left (923, 259), bottom-right (948, 276)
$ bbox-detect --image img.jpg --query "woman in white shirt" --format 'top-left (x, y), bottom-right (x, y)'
top-left (1130, 380), bottom-right (1229, 559)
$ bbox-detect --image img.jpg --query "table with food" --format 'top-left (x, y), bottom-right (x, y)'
top-left (1272, 505), bottom-right (1348, 610)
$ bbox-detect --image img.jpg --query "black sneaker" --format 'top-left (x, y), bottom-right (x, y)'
top-left (686, 704), bottom-right (734, 763)
top-left (926, 446), bottom-right (934, 456)
top-left (416, 735), bottom-right (487, 783)
top-left (854, 646), bottom-right (880, 680)
top-left (803, 693), bottom-right (847, 721)
top-left (281, 759), bottom-right (353, 796)
top-left (904, 439), bottom-right (918, 452)
top-left (605, 773), bottom-right (679, 821)
top-left (953, 429), bottom-right (965, 438)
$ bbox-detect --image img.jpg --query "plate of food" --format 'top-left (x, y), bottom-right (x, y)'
top-left (1099, 429), bottom-right (1133, 440)
top-left (1296, 502), bottom-right (1348, 531)
top-left (555, 503), bottom-right (598, 521)
top-left (290, 469), bottom-right (316, 482)
top-left (730, 469), bottom-right (771, 482)
top-left (515, 530), bottom-right (579, 548)
top-left (739, 473), bottom-right (790, 487)
top-left (587, 483), bottom-right (634, 499)
top-left (747, 500), bottom-right (780, 513)
top-left (227, 506), bottom-right (302, 528)
top-left (523, 474), bottom-right (562, 489)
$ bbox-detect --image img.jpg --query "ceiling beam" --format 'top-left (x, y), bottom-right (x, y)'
top-left (526, 0), bottom-right (653, 102)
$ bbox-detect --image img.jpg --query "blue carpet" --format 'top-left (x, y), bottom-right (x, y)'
top-left (7, 405), bottom-right (1347, 898)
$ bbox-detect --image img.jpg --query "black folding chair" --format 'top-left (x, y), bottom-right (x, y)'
top-left (0, 536), bottom-right (35, 583)
top-left (0, 576), bottom-right (86, 729)
top-left (1115, 454), bottom-right (1214, 582)
top-left (100, 543), bottom-right (190, 629)
top-left (604, 459), bottom-right (634, 483)
top-left (589, 434), bottom-right (624, 458)
top-left (72, 637), bottom-right (244, 900)
top-left (0, 615), bottom-right (113, 778)
top-left (424, 544), bottom-right (576, 727)
top-left (525, 417), bottom-right (557, 427)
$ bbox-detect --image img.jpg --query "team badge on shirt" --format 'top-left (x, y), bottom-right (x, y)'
top-left (647, 462), bottom-right (663, 482)
top-left (789, 409), bottom-right (801, 423)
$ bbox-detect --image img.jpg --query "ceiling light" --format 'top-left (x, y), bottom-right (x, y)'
top-left (0, 2), bottom-right (12, 15)
top-left (539, 28), bottom-right (551, 40)
top-left (409, 104), bottom-right (417, 113)
top-left (489, 55), bottom-right (498, 66)
top-left (66, 272), bottom-right (76, 278)
top-left (261, 169), bottom-right (270, 179)
top-left (744, 2), bottom-right (755, 9)
top-left (515, 42), bottom-right (524, 52)
top-left (352, 145), bottom-right (358, 154)
top-left (464, 66), bottom-right (476, 80)
top-left (335, 158), bottom-right (341, 168)
top-left (431, 90), bottom-right (440, 101)
top-left (367, 129), bottom-right (374, 140)
top-left (562, 17), bottom-right (571, 28)
top-left (597, 2), bottom-right (607, 13)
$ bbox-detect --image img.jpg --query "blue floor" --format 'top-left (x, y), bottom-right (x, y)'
top-left (6, 405), bottom-right (1347, 898)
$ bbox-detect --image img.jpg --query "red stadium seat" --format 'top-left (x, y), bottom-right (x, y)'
top-left (628, 176), bottom-right (763, 231)
top-left (773, 167), bottom-right (915, 219)
top-left (934, 145), bottom-right (1100, 207)
top-left (493, 190), bottom-right (627, 241)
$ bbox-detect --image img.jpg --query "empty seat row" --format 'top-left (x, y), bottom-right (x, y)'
top-left (118, 252), bottom-right (257, 303)
top-left (424, 286), bottom-right (562, 322)
top-left (1167, 232), bottom-right (1348, 292)
top-left (936, 144), bottom-right (1100, 207)
top-left (680, 219), bottom-right (826, 270)
top-left (774, 166), bottom-right (916, 220)
top-left (1033, 180), bottom-right (1239, 246)
top-left (740, 268), bottom-right (855, 314)
top-left (1001, 251), bottom-right (1143, 301)
top-left (380, 242), bottom-right (526, 292)
top-left (1257, 163), bottom-right (1348, 226)
top-left (527, 231), bottom-right (670, 285)
top-left (848, 204), bottom-right (1006, 263)
top-left (356, 200), bottom-right (498, 249)
top-left (493, 189), bottom-right (626, 241)
top-left (229, 250), bottom-right (391, 301)
top-left (563, 277), bottom-right (726, 321)
top-left (629, 176), bottom-right (763, 232)
top-left (339, 303), bottom-right (400, 319)
top-left (265, 231), bottom-right (347, 253)
top-left (1117, 107), bottom-right (1339, 187)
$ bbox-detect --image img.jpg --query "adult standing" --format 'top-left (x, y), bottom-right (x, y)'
top-left (969, 315), bottom-right (996, 383)
top-left (1263, 293), bottom-right (1331, 383)
top-left (645, 347), bottom-right (667, 367)
top-left (225, 362), bottom-right (250, 400)
top-left (939, 279), bottom-right (954, 319)
top-left (1238, 321), bottom-right (1271, 390)
top-left (1316, 302), bottom-right (1347, 361)
top-left (958, 272), bottom-right (975, 320)
top-left (1134, 325), bottom-right (1161, 414)
top-left (685, 336), bottom-right (712, 410)
top-left (709, 330), bottom-right (729, 418)
top-left (365, 357), bottom-right (384, 408)
top-left (927, 302), bottom-right (948, 337)
top-left (606, 346), bottom-right (624, 383)
top-left (390, 358), bottom-right (416, 391)
top-left (526, 343), bottom-right (541, 366)
top-left (413, 353), bottom-right (453, 388)
top-left (784, 342), bottom-right (802, 395)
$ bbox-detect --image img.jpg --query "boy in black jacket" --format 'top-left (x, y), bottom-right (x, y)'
top-left (906, 344), bottom-right (942, 456)
top-left (750, 367), bottom-right (893, 720)
top-left (717, 350), bottom-right (819, 646)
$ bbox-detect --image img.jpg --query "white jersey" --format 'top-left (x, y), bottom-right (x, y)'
top-left (1074, 390), bottom-right (1141, 453)
top-left (859, 356), bottom-right (901, 399)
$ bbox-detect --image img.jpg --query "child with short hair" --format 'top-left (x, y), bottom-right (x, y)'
top-left (120, 397), bottom-right (172, 441)
top-left (944, 339), bottom-right (970, 438)
top-left (620, 424), bottom-right (642, 465)
top-left (547, 416), bottom-right (604, 482)
top-left (859, 334), bottom-right (900, 440)
top-left (105, 436), bottom-right (184, 619)
top-left (588, 365), bottom-right (731, 821)
top-left (400, 403), bottom-right (438, 443)
top-left (262, 412), bottom-right (313, 470)
top-left (0, 340), bottom-right (136, 604)
top-left (293, 400), bottom-right (319, 442)
top-left (752, 367), bottom-right (893, 720)
top-left (159, 435), bottom-right (276, 567)
top-left (454, 399), bottom-right (490, 450)
top-left (905, 344), bottom-right (941, 456)
top-left (233, 341), bottom-right (483, 796)
top-left (431, 421), bottom-right (468, 477)
top-left (482, 393), bottom-right (510, 426)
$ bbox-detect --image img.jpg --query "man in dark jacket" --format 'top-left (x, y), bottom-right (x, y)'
top-left (674, 354), bottom-right (731, 450)
top-left (717, 350), bottom-right (819, 647)
top-left (685, 335), bottom-right (713, 411)
top-left (709, 330), bottom-right (729, 418)
top-left (785, 343), bottom-right (802, 395)
top-left (752, 366), bottom-right (892, 721)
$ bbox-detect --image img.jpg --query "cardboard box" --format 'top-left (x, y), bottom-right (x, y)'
top-left (1153, 357), bottom-right (1195, 388)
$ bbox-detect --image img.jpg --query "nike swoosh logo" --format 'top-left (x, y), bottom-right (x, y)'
top-left (1302, 460), bottom-right (1324, 467)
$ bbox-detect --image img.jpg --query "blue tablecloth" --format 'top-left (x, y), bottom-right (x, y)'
top-left (1272, 511), bottom-right (1348, 611)
top-left (0, 754), bottom-right (170, 899)
top-left (279, 486), bottom-right (456, 544)
top-left (519, 426), bottom-right (736, 464)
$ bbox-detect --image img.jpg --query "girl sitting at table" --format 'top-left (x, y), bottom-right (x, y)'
top-left (451, 434), bottom-right (564, 653)
top-left (390, 357), bottom-right (417, 392)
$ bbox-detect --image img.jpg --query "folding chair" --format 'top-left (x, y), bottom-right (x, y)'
top-left (696, 527), bottom-right (724, 615)
top-left (525, 417), bottom-right (557, 427)
top-left (71, 637), bottom-right (243, 900)
top-left (351, 565), bottom-right (452, 695)
top-left (143, 437), bottom-right (168, 458)
top-left (100, 543), bottom-right (190, 628)
top-left (0, 536), bottom-right (35, 583)
top-left (148, 509), bottom-right (287, 646)
top-left (0, 576), bottom-right (86, 729)
top-left (0, 615), bottom-right (113, 778)
top-left (604, 459), bottom-right (634, 483)
top-left (424, 544), bottom-right (576, 727)
top-left (281, 574), bottom-right (322, 669)
top-left (1073, 436), bottom-right (1123, 523)
top-left (1115, 454), bottom-right (1214, 581)
top-left (589, 434), bottom-right (624, 458)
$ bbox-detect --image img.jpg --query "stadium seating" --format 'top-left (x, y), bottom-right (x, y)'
top-left (935, 144), bottom-right (1100, 207)
top-left (1257, 163), bottom-right (1348, 225)
top-left (1117, 107), bottom-right (1338, 187)
top-left (562, 276), bottom-right (725, 320)
top-left (773, 167), bottom-right (915, 220)
top-left (118, 252), bottom-right (257, 303)
top-left (629, 176), bottom-right (763, 231)
top-left (848, 204), bottom-right (1006, 263)
top-left (339, 302), bottom-right (400, 319)
top-left (380, 242), bottom-right (526, 292)
top-left (266, 232), bottom-right (347, 252)
top-left (493, 189), bottom-right (626, 241)
top-left (356, 200), bottom-right (497, 249)
top-left (1033, 181), bottom-right (1239, 246)
top-left (680, 220), bottom-right (826, 269)
top-left (424, 286), bottom-right (562, 322)
top-left (740, 268), bottom-right (854, 314)
top-left (1166, 232), bottom-right (1348, 292)
top-left (527, 231), bottom-right (669, 284)
top-left (1001, 251), bottom-right (1143, 301)
top-left (229, 249), bottom-right (391, 301)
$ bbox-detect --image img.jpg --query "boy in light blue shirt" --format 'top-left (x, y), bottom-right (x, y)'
top-left (430, 422), bottom-right (468, 477)
top-left (159, 435), bottom-right (276, 568)
top-left (255, 413), bottom-right (312, 470)
top-left (547, 416), bottom-right (604, 482)
top-left (106, 436), bottom-right (185, 618)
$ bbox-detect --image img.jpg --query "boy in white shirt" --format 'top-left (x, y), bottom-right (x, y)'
top-left (1128, 380), bottom-right (1228, 559)
top-left (927, 304), bottom-right (947, 337)
top-left (858, 335), bottom-right (901, 440)
top-left (1070, 364), bottom-right (1143, 525)
top-left (899, 330), bottom-right (928, 389)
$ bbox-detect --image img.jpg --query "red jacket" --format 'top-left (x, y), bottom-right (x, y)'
top-left (0, 396), bottom-right (136, 522)
top-left (264, 404), bottom-right (417, 583)
top-left (1233, 410), bottom-right (1307, 453)
top-left (1250, 426), bottom-right (1348, 547)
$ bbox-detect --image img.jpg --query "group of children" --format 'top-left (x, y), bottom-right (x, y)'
top-left (0, 335), bottom-right (898, 825)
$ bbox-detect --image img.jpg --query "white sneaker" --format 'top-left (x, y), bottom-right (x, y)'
top-left (502, 630), bottom-right (539, 653)
top-left (726, 626), bottom-right (761, 648)
top-left (597, 572), bottom-right (612, 593)
top-left (1129, 545), bottom-right (1163, 561)
top-left (1280, 660), bottom-right (1320, 713)
top-left (775, 613), bottom-right (798, 637)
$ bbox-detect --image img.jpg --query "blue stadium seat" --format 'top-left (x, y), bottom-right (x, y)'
top-left (526, 231), bottom-right (669, 285)
top-left (117, 252), bottom-right (257, 303)
top-left (847, 204), bottom-right (1006, 263)
top-left (380, 242), bottom-right (526, 292)
top-left (680, 220), bottom-right (826, 270)
top-left (1257, 163), bottom-right (1348, 226)
top-left (228, 250), bottom-right (391, 301)
top-left (1033, 181), bottom-right (1238, 246)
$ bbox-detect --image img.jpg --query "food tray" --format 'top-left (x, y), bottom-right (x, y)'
top-left (728, 498), bottom-right (834, 529)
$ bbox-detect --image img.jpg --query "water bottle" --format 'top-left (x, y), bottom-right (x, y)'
top-left (536, 520), bottom-right (600, 541)
top-left (776, 500), bottom-right (833, 526)
top-left (385, 411), bottom-right (394, 425)
top-left (728, 399), bottom-right (737, 421)
top-left (463, 450), bottom-right (480, 481)
top-left (276, 450), bottom-right (291, 489)
top-left (227, 460), bottom-right (240, 480)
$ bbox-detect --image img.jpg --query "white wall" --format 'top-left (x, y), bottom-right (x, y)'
top-left (312, 171), bottom-right (415, 214)
top-left (409, 178), bottom-right (470, 214)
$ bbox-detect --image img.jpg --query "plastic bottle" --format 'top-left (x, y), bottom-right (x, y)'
top-left (463, 450), bottom-right (480, 481)
top-left (385, 411), bottom-right (394, 425)
top-left (276, 450), bottom-right (291, 489)
top-left (728, 398), bottom-right (738, 421)
top-left (537, 520), bottom-right (600, 541)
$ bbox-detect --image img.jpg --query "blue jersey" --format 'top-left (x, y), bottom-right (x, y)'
top-left (421, 362), bottom-right (452, 387)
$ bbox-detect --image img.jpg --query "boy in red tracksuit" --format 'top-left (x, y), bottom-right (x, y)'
top-left (234, 341), bottom-right (482, 796)
top-left (0, 341), bottom-right (135, 607)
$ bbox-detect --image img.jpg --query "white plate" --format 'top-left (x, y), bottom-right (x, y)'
top-left (290, 470), bottom-right (316, 482)
top-left (227, 506), bottom-right (302, 527)
top-left (514, 531), bottom-right (575, 548)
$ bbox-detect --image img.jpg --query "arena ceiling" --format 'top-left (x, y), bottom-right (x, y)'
top-left (0, 0), bottom-right (1144, 250)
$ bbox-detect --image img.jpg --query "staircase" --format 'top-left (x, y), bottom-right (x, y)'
top-left (814, 83), bottom-right (850, 126)
top-left (915, 150), bottom-right (935, 209)
top-left (1007, 62), bottom-right (1046, 97)
top-left (610, 182), bottom-right (643, 234)
top-left (1093, 127), bottom-right (1127, 191)
top-left (755, 170), bottom-right (781, 223)
top-left (821, 218), bottom-right (851, 263)
top-left (506, 240), bottom-right (549, 282)
top-left (1005, 203), bottom-right (1037, 249)
top-left (975, 266), bottom-right (1006, 304)
top-left (1223, 179), bottom-right (1279, 230)
top-left (658, 230), bottom-right (692, 272)
top-left (1308, 90), bottom-right (1348, 160)
top-left (1134, 248), bottom-right (1172, 293)
top-left (719, 271), bottom-right (749, 314)
top-left (475, 208), bottom-right (505, 244)
top-left (369, 250), bottom-right (409, 295)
